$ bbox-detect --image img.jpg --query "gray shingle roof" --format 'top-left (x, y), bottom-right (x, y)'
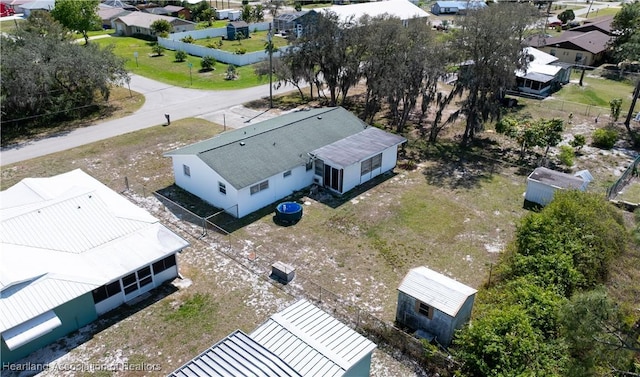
top-left (165, 107), bottom-right (369, 189)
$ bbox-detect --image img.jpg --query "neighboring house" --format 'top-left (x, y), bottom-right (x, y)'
top-left (396, 266), bottom-right (477, 347)
top-left (274, 10), bottom-right (318, 36)
top-left (17, 0), bottom-right (53, 16)
top-left (226, 21), bottom-right (249, 41)
top-left (0, 0), bottom-right (31, 13)
top-left (164, 107), bottom-right (407, 218)
top-left (102, 0), bottom-right (138, 11)
top-left (143, 7), bottom-right (171, 16)
top-left (164, 5), bottom-right (190, 20)
top-left (113, 12), bottom-right (196, 36)
top-left (319, 0), bottom-right (430, 25)
top-left (515, 47), bottom-right (571, 97)
top-left (169, 299), bottom-right (377, 376)
top-left (430, 0), bottom-right (486, 15)
top-left (98, 7), bottom-right (131, 29)
top-left (527, 17), bottom-right (615, 66)
top-left (0, 169), bottom-right (189, 364)
top-left (525, 167), bottom-right (593, 207)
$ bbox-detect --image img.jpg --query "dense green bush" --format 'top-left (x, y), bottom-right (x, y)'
top-left (174, 50), bottom-right (187, 62)
top-left (592, 128), bottom-right (618, 149)
top-left (181, 35), bottom-right (195, 44)
top-left (200, 56), bottom-right (216, 71)
top-left (569, 134), bottom-right (585, 151)
top-left (558, 145), bottom-right (574, 166)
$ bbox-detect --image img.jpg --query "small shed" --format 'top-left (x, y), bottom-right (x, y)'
top-left (226, 21), bottom-right (249, 41)
top-left (396, 266), bottom-right (477, 347)
top-left (525, 167), bottom-right (592, 207)
top-left (228, 9), bottom-right (241, 21)
top-left (215, 8), bottom-right (233, 19)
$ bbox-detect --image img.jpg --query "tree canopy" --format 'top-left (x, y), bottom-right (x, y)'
top-left (1, 11), bottom-right (129, 142)
top-left (150, 19), bottom-right (173, 38)
top-left (50, 0), bottom-right (101, 45)
top-left (610, 1), bottom-right (640, 63)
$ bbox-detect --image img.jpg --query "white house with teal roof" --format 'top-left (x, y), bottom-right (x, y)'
top-left (0, 170), bottom-right (189, 364)
top-left (164, 107), bottom-right (407, 218)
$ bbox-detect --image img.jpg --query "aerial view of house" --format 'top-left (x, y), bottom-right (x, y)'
top-left (165, 107), bottom-right (406, 218)
top-left (113, 12), bottom-right (196, 36)
top-left (0, 169), bottom-right (189, 364)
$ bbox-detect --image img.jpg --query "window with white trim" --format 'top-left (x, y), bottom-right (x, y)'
top-left (361, 153), bottom-right (382, 176)
top-left (183, 164), bottom-right (190, 177)
top-left (283, 170), bottom-right (292, 178)
top-left (417, 301), bottom-right (434, 319)
top-left (219, 181), bottom-right (226, 194)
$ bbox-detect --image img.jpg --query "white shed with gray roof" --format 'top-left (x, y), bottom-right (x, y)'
top-left (165, 107), bottom-right (406, 218)
top-left (525, 167), bottom-right (592, 207)
top-left (396, 266), bottom-right (477, 346)
top-left (250, 299), bottom-right (377, 377)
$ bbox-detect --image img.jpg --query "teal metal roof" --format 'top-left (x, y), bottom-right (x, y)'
top-left (165, 107), bottom-right (368, 189)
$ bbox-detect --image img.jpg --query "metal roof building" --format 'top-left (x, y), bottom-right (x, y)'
top-left (396, 267), bottom-right (477, 346)
top-left (525, 167), bottom-right (592, 207)
top-left (319, 0), bottom-right (430, 23)
top-left (0, 169), bottom-right (189, 363)
top-left (251, 299), bottom-right (377, 377)
top-left (168, 330), bottom-right (301, 377)
top-left (398, 267), bottom-right (477, 318)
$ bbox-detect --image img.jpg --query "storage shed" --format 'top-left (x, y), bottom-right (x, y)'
top-left (525, 167), bottom-right (592, 207)
top-left (396, 266), bottom-right (477, 347)
top-left (226, 21), bottom-right (249, 41)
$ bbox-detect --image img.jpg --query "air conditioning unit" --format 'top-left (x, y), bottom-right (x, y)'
top-left (313, 176), bottom-right (322, 185)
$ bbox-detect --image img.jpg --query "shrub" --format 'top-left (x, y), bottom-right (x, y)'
top-left (569, 134), bottom-right (585, 151)
top-left (151, 43), bottom-right (164, 56)
top-left (234, 47), bottom-right (247, 55)
top-left (592, 128), bottom-right (617, 149)
top-left (200, 56), bottom-right (216, 71)
top-left (558, 145), bottom-right (574, 166)
top-left (174, 50), bottom-right (187, 62)
top-left (181, 35), bottom-right (195, 44)
top-left (609, 98), bottom-right (623, 122)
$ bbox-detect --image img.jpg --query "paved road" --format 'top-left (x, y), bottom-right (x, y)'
top-left (0, 75), bottom-right (294, 165)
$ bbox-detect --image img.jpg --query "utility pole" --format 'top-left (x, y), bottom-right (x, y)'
top-left (268, 23), bottom-right (273, 109)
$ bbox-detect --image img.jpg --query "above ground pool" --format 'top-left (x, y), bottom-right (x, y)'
top-left (275, 201), bottom-right (303, 224)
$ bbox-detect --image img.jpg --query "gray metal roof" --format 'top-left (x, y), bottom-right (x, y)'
top-left (398, 267), bottom-right (477, 318)
top-left (519, 71), bottom-right (555, 83)
top-left (528, 167), bottom-right (584, 189)
top-left (168, 330), bottom-right (301, 377)
top-left (165, 107), bottom-right (369, 189)
top-left (312, 127), bottom-right (406, 168)
top-left (250, 299), bottom-right (376, 377)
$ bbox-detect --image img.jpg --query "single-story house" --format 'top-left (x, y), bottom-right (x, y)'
top-left (0, 169), bottom-right (189, 364)
top-left (396, 266), bottom-right (477, 347)
top-left (319, 0), bottom-right (430, 26)
top-left (525, 167), bottom-right (593, 207)
top-left (0, 0), bottom-right (31, 13)
top-left (226, 21), bottom-right (249, 40)
top-left (164, 5), bottom-right (190, 20)
top-left (274, 10), bottom-right (318, 37)
top-left (98, 7), bottom-right (131, 29)
top-left (169, 299), bottom-right (377, 376)
top-left (570, 15), bottom-right (614, 36)
top-left (515, 47), bottom-right (571, 97)
top-left (164, 107), bottom-right (407, 218)
top-left (17, 0), bottom-right (53, 16)
top-left (143, 7), bottom-right (171, 16)
top-left (113, 12), bottom-right (196, 36)
top-left (430, 0), bottom-right (486, 15)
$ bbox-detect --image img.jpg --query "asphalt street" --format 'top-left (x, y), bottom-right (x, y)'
top-left (0, 74), bottom-right (293, 165)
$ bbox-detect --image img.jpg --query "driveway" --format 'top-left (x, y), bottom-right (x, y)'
top-left (0, 75), bottom-right (296, 165)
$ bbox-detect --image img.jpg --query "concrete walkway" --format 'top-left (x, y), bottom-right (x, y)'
top-left (0, 75), bottom-right (295, 165)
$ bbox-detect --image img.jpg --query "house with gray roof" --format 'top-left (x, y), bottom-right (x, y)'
top-left (0, 169), bottom-right (189, 364)
top-left (164, 107), bottom-right (406, 218)
top-left (169, 299), bottom-right (377, 377)
top-left (396, 266), bottom-right (477, 346)
top-left (430, 0), bottom-right (486, 15)
top-left (113, 12), bottom-right (195, 36)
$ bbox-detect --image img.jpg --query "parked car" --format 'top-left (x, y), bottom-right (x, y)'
top-left (0, 3), bottom-right (15, 17)
top-left (547, 21), bottom-right (562, 27)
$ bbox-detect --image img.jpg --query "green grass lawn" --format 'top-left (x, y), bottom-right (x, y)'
top-left (585, 7), bottom-right (620, 19)
top-left (93, 36), bottom-right (271, 89)
top-left (191, 31), bottom-right (288, 53)
top-left (554, 70), bottom-right (634, 109)
top-left (0, 17), bottom-right (24, 34)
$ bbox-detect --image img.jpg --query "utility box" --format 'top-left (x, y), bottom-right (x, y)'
top-left (271, 261), bottom-right (295, 283)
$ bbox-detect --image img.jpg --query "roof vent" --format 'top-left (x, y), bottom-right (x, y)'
top-left (240, 142), bottom-right (246, 146)
top-left (317, 116), bottom-right (322, 119)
